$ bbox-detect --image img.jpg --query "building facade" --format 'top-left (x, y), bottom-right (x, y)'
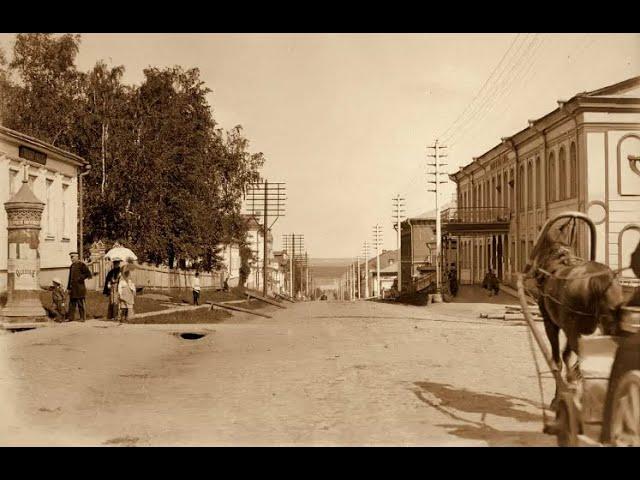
top-left (0, 126), bottom-right (87, 291)
top-left (450, 76), bottom-right (640, 288)
top-left (218, 242), bottom-right (241, 288)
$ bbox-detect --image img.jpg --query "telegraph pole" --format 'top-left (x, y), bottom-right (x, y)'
top-left (282, 234), bottom-right (304, 298)
top-left (392, 194), bottom-right (406, 293)
top-left (362, 241), bottom-right (370, 298)
top-left (245, 180), bottom-right (286, 296)
top-left (350, 262), bottom-right (355, 301)
top-left (372, 224), bottom-right (383, 298)
top-left (305, 252), bottom-right (309, 298)
top-left (356, 255), bottom-right (361, 299)
top-left (427, 140), bottom-right (448, 302)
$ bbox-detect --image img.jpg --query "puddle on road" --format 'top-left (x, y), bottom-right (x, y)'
top-left (171, 331), bottom-right (211, 340)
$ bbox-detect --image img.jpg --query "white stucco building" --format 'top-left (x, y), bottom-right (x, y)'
top-left (450, 76), bottom-right (640, 288)
top-left (0, 125), bottom-right (87, 291)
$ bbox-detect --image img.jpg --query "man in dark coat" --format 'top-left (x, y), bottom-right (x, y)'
top-left (67, 251), bottom-right (92, 322)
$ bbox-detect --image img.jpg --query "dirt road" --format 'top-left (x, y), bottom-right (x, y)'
top-left (0, 296), bottom-right (556, 446)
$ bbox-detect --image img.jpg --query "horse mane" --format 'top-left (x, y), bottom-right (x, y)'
top-left (526, 225), bottom-right (571, 274)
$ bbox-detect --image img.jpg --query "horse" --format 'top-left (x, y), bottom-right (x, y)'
top-left (524, 218), bottom-right (626, 409)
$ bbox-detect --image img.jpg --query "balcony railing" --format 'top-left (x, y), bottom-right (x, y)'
top-left (441, 207), bottom-right (511, 224)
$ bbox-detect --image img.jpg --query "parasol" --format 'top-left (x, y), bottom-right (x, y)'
top-left (105, 244), bottom-right (138, 263)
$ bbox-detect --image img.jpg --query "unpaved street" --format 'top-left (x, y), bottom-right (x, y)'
top-left (0, 296), bottom-right (556, 446)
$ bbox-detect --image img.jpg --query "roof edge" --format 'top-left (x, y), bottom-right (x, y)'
top-left (0, 125), bottom-right (88, 166)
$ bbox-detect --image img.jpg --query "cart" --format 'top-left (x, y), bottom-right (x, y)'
top-left (517, 212), bottom-right (640, 446)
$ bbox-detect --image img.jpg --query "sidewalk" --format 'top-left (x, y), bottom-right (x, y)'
top-left (499, 284), bottom-right (537, 306)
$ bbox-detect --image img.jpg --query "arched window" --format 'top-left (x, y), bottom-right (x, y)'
top-left (503, 172), bottom-right (508, 209)
top-left (519, 164), bottom-right (525, 211)
top-left (559, 146), bottom-right (567, 200)
top-left (548, 152), bottom-right (556, 202)
top-left (510, 168), bottom-right (515, 211)
top-left (491, 177), bottom-right (496, 207)
top-left (618, 225), bottom-right (640, 273)
top-left (536, 156), bottom-right (542, 208)
top-left (527, 161), bottom-right (533, 210)
top-left (570, 142), bottom-right (577, 198)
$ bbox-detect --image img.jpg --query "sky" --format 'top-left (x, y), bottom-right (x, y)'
top-left (1, 33), bottom-right (638, 258)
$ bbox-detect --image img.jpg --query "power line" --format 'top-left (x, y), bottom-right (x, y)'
top-left (447, 34), bottom-right (545, 149)
top-left (445, 34), bottom-right (540, 147)
top-left (441, 34), bottom-right (533, 145)
top-left (438, 33), bottom-right (522, 141)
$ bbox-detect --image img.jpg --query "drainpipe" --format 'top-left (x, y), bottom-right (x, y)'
top-left (78, 163), bottom-right (91, 259)
top-left (502, 136), bottom-right (520, 275)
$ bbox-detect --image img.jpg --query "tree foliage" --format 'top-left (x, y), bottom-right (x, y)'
top-left (0, 34), bottom-right (264, 270)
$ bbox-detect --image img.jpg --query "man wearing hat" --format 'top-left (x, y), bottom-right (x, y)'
top-left (67, 251), bottom-right (92, 322)
top-left (103, 257), bottom-right (122, 320)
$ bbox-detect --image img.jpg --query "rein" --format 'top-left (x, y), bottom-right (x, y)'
top-left (536, 265), bottom-right (629, 282)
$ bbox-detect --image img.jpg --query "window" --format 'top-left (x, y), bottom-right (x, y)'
top-left (527, 161), bottom-right (533, 210)
top-left (559, 146), bottom-right (567, 200)
top-left (570, 142), bottom-right (577, 198)
top-left (509, 168), bottom-right (515, 211)
top-left (519, 164), bottom-right (525, 212)
top-left (504, 173), bottom-right (509, 209)
top-left (9, 169), bottom-right (19, 195)
top-left (62, 184), bottom-right (69, 238)
top-left (491, 177), bottom-right (496, 207)
top-left (485, 181), bottom-right (489, 207)
top-left (46, 179), bottom-right (53, 236)
top-left (548, 152), bottom-right (556, 202)
top-left (536, 157), bottom-right (542, 208)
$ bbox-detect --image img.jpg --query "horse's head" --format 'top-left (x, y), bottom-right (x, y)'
top-left (524, 222), bottom-right (574, 275)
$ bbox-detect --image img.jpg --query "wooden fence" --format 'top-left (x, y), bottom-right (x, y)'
top-left (86, 256), bottom-right (224, 292)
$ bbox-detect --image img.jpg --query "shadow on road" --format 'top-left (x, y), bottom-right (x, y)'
top-left (412, 381), bottom-right (554, 446)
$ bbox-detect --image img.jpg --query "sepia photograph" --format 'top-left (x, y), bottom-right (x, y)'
top-left (0, 32), bottom-right (639, 447)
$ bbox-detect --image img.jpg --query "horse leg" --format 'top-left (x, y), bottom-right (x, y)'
top-left (563, 332), bottom-right (582, 384)
top-left (542, 308), bottom-right (562, 410)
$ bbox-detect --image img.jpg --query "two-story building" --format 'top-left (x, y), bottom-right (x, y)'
top-left (450, 76), bottom-right (640, 288)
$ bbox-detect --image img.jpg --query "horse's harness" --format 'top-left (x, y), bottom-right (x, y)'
top-left (527, 251), bottom-right (626, 318)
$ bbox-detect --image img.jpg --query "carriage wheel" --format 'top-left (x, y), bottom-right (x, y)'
top-left (610, 370), bottom-right (640, 447)
top-left (555, 398), bottom-right (579, 447)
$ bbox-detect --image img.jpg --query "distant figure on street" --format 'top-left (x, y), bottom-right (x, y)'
top-left (118, 267), bottom-right (136, 322)
top-left (49, 278), bottom-right (68, 322)
top-left (67, 251), bottom-right (92, 322)
top-left (103, 257), bottom-right (122, 320)
top-left (482, 268), bottom-right (500, 296)
top-left (448, 263), bottom-right (459, 296)
top-left (192, 272), bottom-right (201, 305)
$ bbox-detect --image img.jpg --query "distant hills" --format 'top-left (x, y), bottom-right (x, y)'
top-left (308, 258), bottom-right (353, 283)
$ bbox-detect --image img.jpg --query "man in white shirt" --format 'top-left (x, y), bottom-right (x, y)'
top-left (192, 272), bottom-right (201, 305)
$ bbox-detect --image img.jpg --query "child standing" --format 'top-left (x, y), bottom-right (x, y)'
top-left (118, 268), bottom-right (136, 322)
top-left (51, 278), bottom-right (68, 322)
top-left (192, 272), bottom-right (201, 305)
